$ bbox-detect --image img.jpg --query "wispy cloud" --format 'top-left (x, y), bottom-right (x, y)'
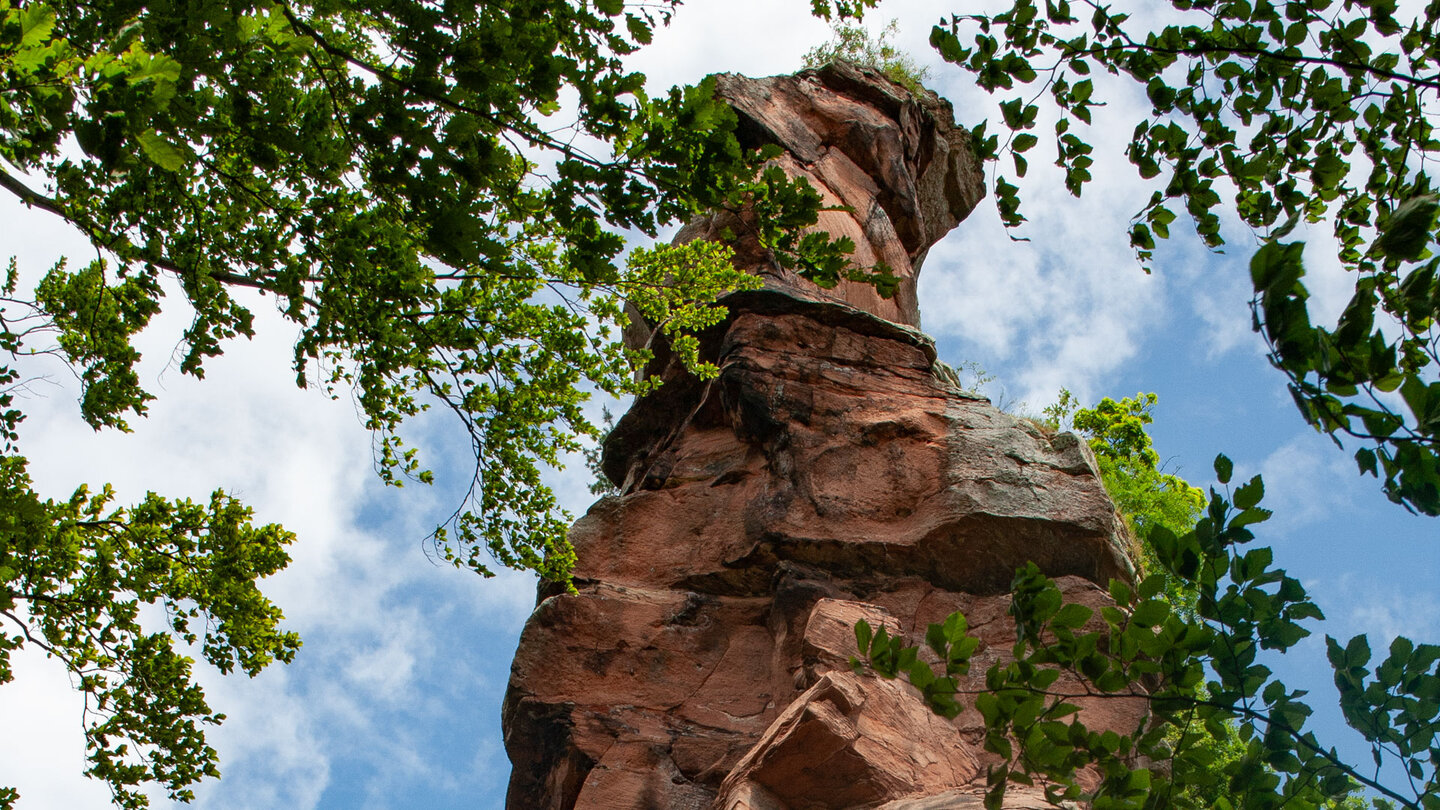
top-left (1253, 432), bottom-right (1361, 533)
top-left (916, 73), bottom-right (1170, 407)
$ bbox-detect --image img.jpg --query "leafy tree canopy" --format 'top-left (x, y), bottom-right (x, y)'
top-left (924, 0), bottom-right (1440, 517)
top-left (0, 0), bottom-right (827, 583)
top-left (1047, 390), bottom-right (1207, 611)
top-left (0, 0), bottom-right (869, 804)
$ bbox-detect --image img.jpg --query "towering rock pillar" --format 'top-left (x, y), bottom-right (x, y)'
top-left (503, 63), bottom-right (1139, 809)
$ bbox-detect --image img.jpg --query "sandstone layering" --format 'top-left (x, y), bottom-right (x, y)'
top-left (503, 62), bottom-right (1141, 809)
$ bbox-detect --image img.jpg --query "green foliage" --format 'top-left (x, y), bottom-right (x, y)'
top-left (0, 0), bottom-right (883, 803)
top-left (1074, 393), bottom-right (1164, 467)
top-left (914, 0), bottom-right (1440, 795)
top-left (857, 455), bottom-right (1437, 809)
top-left (1049, 390), bottom-right (1241, 804)
top-left (0, 0), bottom-right (865, 588)
top-left (1048, 390), bottom-right (1206, 611)
top-left (1251, 231), bottom-right (1440, 515)
top-left (620, 240), bottom-right (762, 380)
top-left (927, 0), bottom-right (1440, 515)
top-left (803, 18), bottom-right (932, 95)
top-left (0, 257), bottom-right (298, 807)
top-left (1068, 393), bottom-right (1245, 805)
top-left (0, 457), bottom-right (298, 809)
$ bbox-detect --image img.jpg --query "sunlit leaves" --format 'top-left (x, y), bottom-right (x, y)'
top-left (1, 0), bottom-right (867, 592)
top-left (0, 457), bottom-right (297, 809)
top-left (624, 240), bottom-right (761, 379)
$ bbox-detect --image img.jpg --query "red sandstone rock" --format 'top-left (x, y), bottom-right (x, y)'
top-left (874, 787), bottom-right (1072, 809)
top-left (503, 63), bottom-right (1142, 810)
top-left (592, 301), bottom-right (1132, 598)
top-left (713, 671), bottom-right (982, 809)
top-left (654, 61), bottom-right (983, 330)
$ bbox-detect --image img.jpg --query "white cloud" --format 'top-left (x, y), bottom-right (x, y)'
top-left (0, 191), bottom-right (522, 806)
top-left (1297, 222), bottom-right (1361, 327)
top-left (626, 0), bottom-right (833, 88)
top-left (0, 647), bottom-right (115, 807)
top-left (915, 70), bottom-right (1171, 407)
top-left (1339, 582), bottom-right (1440, 647)
top-left (187, 668), bottom-right (331, 810)
top-left (1254, 432), bottom-right (1360, 533)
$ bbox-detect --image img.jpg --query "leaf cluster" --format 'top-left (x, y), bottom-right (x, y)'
top-left (0, 457), bottom-right (298, 809)
top-left (1046, 390), bottom-right (1207, 611)
top-left (929, 0), bottom-right (1437, 261)
top-left (1250, 207), bottom-right (1440, 515)
top-left (857, 454), bottom-right (1436, 809)
top-left (925, 0), bottom-right (1440, 524)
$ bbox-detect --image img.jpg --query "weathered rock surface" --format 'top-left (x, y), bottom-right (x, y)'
top-left (503, 64), bottom-right (1141, 809)
top-left (657, 61), bottom-right (983, 330)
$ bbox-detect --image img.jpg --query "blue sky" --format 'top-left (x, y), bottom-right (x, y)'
top-left (0, 1), bottom-right (1436, 807)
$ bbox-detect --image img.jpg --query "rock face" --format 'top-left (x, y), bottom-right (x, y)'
top-left (503, 63), bottom-right (1141, 809)
top-left (656, 62), bottom-right (984, 331)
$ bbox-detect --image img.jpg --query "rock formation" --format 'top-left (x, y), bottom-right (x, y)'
top-left (503, 63), bottom-right (1142, 809)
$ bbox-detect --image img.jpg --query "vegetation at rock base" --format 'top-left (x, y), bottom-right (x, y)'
top-left (1045, 391), bottom-right (1206, 614)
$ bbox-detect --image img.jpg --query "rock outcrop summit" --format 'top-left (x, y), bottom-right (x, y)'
top-left (503, 62), bottom-right (1139, 809)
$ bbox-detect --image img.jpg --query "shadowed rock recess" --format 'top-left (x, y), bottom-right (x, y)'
top-left (503, 63), bottom-right (1143, 809)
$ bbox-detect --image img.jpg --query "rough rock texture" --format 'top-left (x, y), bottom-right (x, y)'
top-left (648, 61), bottom-right (983, 332)
top-left (503, 64), bottom-right (1142, 810)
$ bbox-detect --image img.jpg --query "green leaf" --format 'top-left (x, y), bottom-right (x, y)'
top-left (943, 610), bottom-right (969, 641)
top-left (1377, 195), bottom-right (1439, 261)
top-left (136, 130), bottom-right (192, 172)
top-left (1234, 475), bottom-right (1265, 510)
top-left (855, 619), bottom-right (874, 657)
top-left (1214, 454), bottom-right (1234, 484)
top-left (1000, 99), bottom-right (1025, 130)
top-left (18, 5), bottom-right (57, 50)
top-left (1355, 447), bottom-right (1379, 477)
top-left (1131, 598), bottom-right (1169, 627)
top-left (1230, 507), bottom-right (1272, 528)
top-left (908, 659), bottom-right (935, 690)
top-left (1108, 579), bottom-right (1134, 607)
top-left (1052, 603), bottom-right (1093, 629)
